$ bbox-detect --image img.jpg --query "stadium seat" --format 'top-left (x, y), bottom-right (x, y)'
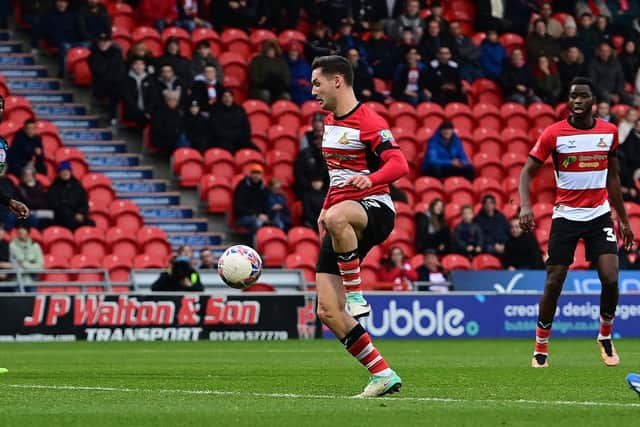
top-left (43, 226), bottom-right (75, 261)
top-left (266, 149), bottom-right (295, 187)
top-left (221, 28), bottom-right (252, 58)
top-left (287, 227), bottom-right (320, 259)
top-left (0, 120), bottom-right (18, 144)
top-left (360, 265), bottom-right (380, 290)
top-left (444, 102), bottom-right (473, 130)
top-left (242, 283), bottom-right (276, 292)
top-left (137, 227), bottom-right (171, 260)
top-left (250, 29), bottom-right (278, 51)
top-left (74, 226), bottom-right (107, 261)
top-left (503, 176), bottom-right (519, 204)
top-left (394, 127), bottom-right (420, 163)
top-left (271, 100), bottom-right (302, 130)
top-left (171, 148), bottom-right (204, 187)
top-left (256, 226), bottom-right (288, 267)
top-left (251, 129), bottom-right (269, 153)
top-left (389, 102), bottom-right (418, 132)
top-left (473, 177), bottom-right (505, 205)
top-left (555, 102), bottom-right (570, 120)
top-left (204, 147), bottom-right (236, 179)
top-left (285, 253), bottom-right (315, 282)
top-left (234, 148), bottom-right (265, 173)
top-left (532, 202), bottom-right (554, 221)
top-left (112, 26), bottom-right (132, 54)
top-left (191, 27), bottom-right (222, 56)
top-left (66, 47), bottom-right (92, 86)
top-left (472, 103), bottom-right (502, 131)
top-left (472, 127), bottom-right (502, 157)
top-left (219, 52), bottom-right (248, 85)
top-left (89, 201), bottom-right (110, 230)
top-left (444, 176), bottom-right (474, 206)
top-left (110, 2), bottom-right (135, 31)
top-left (409, 253), bottom-right (424, 270)
top-left (445, 201), bottom-right (463, 228)
top-left (70, 254), bottom-right (103, 284)
top-left (267, 124), bottom-right (298, 155)
top-left (243, 99), bottom-right (272, 133)
top-left (35, 121), bottom-right (62, 157)
top-left (394, 202), bottom-right (416, 236)
top-left (42, 253), bottom-right (71, 283)
top-left (301, 100), bottom-right (323, 124)
top-left (502, 201), bottom-right (518, 220)
top-left (502, 152), bottom-right (527, 180)
top-left (441, 254), bottom-right (471, 270)
top-left (393, 177), bottom-right (416, 206)
top-left (611, 104), bottom-right (631, 120)
top-left (55, 147), bottom-right (88, 179)
top-left (131, 26), bottom-right (163, 56)
top-left (473, 152), bottom-right (505, 180)
top-left (382, 228), bottom-right (414, 257)
top-left (109, 199), bottom-right (143, 232)
top-left (161, 27), bottom-right (192, 57)
top-left (414, 176), bottom-right (445, 204)
top-left (500, 103), bottom-right (530, 132)
top-left (364, 101), bottom-right (389, 121)
top-left (472, 254), bottom-right (502, 270)
top-left (501, 127), bottom-right (531, 157)
top-left (134, 253), bottom-right (165, 269)
top-left (5, 96), bottom-right (34, 126)
top-left (471, 32), bottom-right (486, 46)
top-left (499, 32), bottom-right (525, 54)
top-left (103, 254), bottom-right (132, 285)
top-left (624, 202), bottom-right (640, 219)
top-left (277, 29), bottom-right (306, 48)
top-left (528, 103), bottom-right (556, 129)
top-left (106, 227), bottom-right (139, 260)
top-left (200, 174), bottom-right (233, 213)
top-left (82, 173), bottom-right (115, 209)
top-left (532, 163), bottom-right (556, 204)
top-left (416, 126), bottom-right (436, 148)
top-left (535, 228), bottom-right (550, 248)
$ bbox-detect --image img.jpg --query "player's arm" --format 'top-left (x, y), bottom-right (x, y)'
top-left (607, 155), bottom-right (634, 250)
top-left (0, 185), bottom-right (29, 219)
top-left (518, 156), bottom-right (543, 232)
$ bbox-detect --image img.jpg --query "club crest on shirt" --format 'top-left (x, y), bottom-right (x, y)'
top-left (378, 129), bottom-right (394, 142)
top-left (597, 138), bottom-right (608, 148)
top-left (338, 132), bottom-right (350, 144)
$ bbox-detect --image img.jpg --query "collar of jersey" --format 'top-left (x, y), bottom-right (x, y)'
top-left (334, 102), bottom-right (362, 121)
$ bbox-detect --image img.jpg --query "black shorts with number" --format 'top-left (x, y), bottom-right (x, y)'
top-left (547, 212), bottom-right (618, 266)
top-left (316, 200), bottom-right (396, 275)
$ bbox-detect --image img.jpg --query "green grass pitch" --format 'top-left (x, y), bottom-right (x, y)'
top-left (0, 339), bottom-right (639, 426)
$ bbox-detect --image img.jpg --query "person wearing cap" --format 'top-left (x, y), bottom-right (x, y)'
top-left (88, 32), bottom-right (126, 126)
top-left (285, 41), bottom-right (313, 106)
top-left (232, 163), bottom-right (270, 236)
top-left (158, 37), bottom-right (193, 86)
top-left (249, 40), bottom-right (291, 104)
top-left (473, 194), bottom-right (510, 257)
top-left (77, 0), bottom-right (111, 42)
top-left (46, 161), bottom-right (95, 231)
top-left (421, 121), bottom-right (474, 181)
top-left (9, 222), bottom-right (43, 285)
top-left (183, 99), bottom-right (211, 153)
top-left (191, 64), bottom-right (224, 112)
top-left (209, 89), bottom-right (255, 153)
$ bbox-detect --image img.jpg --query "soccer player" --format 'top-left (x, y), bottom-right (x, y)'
top-left (311, 55), bottom-right (408, 397)
top-left (519, 77), bottom-right (634, 368)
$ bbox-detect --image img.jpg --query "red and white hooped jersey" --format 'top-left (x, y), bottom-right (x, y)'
top-left (322, 103), bottom-right (398, 210)
top-left (529, 118), bottom-right (618, 221)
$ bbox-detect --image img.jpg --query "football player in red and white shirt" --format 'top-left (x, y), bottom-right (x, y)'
top-left (519, 77), bottom-right (634, 368)
top-left (311, 55), bottom-right (408, 397)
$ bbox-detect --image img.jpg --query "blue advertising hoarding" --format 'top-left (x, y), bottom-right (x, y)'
top-left (323, 293), bottom-right (640, 339)
top-left (449, 270), bottom-right (640, 293)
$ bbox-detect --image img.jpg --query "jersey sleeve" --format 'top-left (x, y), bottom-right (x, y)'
top-left (609, 127), bottom-right (619, 155)
top-left (360, 118), bottom-right (400, 156)
top-left (529, 127), bottom-right (555, 163)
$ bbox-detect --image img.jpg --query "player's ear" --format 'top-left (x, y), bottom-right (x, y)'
top-left (335, 75), bottom-right (341, 89)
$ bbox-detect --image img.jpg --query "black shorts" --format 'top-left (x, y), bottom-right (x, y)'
top-left (316, 200), bottom-right (396, 275)
top-left (547, 212), bottom-right (618, 266)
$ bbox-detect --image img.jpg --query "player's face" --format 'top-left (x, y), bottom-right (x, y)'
top-left (568, 84), bottom-right (594, 117)
top-left (311, 68), bottom-right (337, 112)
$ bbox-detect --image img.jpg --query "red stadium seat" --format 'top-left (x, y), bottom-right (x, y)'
top-left (0, 120), bottom-right (18, 144)
top-left (535, 228), bottom-right (550, 248)
top-left (472, 127), bottom-right (502, 157)
top-left (89, 201), bottom-right (110, 230)
top-left (473, 177), bottom-right (505, 205)
top-left (219, 52), bottom-right (248, 84)
top-left (394, 202), bottom-right (416, 236)
top-left (256, 226), bottom-right (288, 267)
top-left (243, 99), bottom-right (272, 133)
top-left (502, 152), bottom-right (527, 179)
top-left (499, 32), bottom-right (525, 54)
top-left (221, 28), bottom-right (252, 58)
top-left (110, 2), bottom-right (135, 31)
top-left (471, 32), bottom-right (486, 46)
top-left (389, 102), bottom-right (418, 132)
top-left (43, 226), bottom-right (75, 261)
top-left (109, 199), bottom-right (143, 232)
top-left (204, 147), bottom-right (236, 179)
top-left (527, 102), bottom-right (556, 129)
top-left (103, 254), bottom-right (133, 284)
top-left (301, 100), bottom-right (323, 124)
top-left (444, 102), bottom-right (473, 130)
top-left (287, 226), bottom-right (320, 259)
top-left (200, 174), bottom-right (233, 213)
top-left (267, 124), bottom-right (298, 155)
top-left (416, 102), bottom-right (445, 129)
top-left (393, 177), bottom-right (416, 206)
top-left (137, 227), bottom-right (171, 260)
top-left (277, 29), bottom-right (306, 48)
top-left (364, 101), bottom-right (389, 122)
top-left (473, 152), bottom-right (505, 180)
top-left (131, 26), bottom-right (163, 56)
top-left (106, 226), bottom-right (140, 260)
top-left (414, 176), bottom-right (445, 204)
top-left (611, 104), bottom-right (631, 120)
top-left (532, 202), bottom-right (554, 221)
top-left (66, 47), bottom-right (92, 86)
top-left (502, 201), bottom-right (518, 220)
top-left (36, 120), bottom-right (62, 157)
top-left (382, 228), bottom-right (415, 257)
top-left (112, 26), bottom-right (132, 54)
top-left (134, 253), bottom-right (165, 269)
top-left (472, 254), bottom-right (502, 270)
top-left (444, 176), bottom-right (474, 206)
top-left (161, 27), bottom-right (192, 57)
top-left (42, 253), bottom-right (70, 283)
top-left (500, 103), bottom-right (530, 132)
top-left (70, 254), bottom-right (103, 283)
top-left (285, 253), bottom-right (315, 282)
top-left (266, 149), bottom-right (295, 187)
top-left (441, 254), bottom-right (471, 270)
top-left (471, 103), bottom-right (502, 131)
top-left (5, 96), bottom-right (34, 126)
top-left (251, 129), bottom-right (269, 152)
top-left (234, 148), bottom-right (265, 173)
top-left (501, 127), bottom-right (532, 157)
top-left (82, 173), bottom-right (115, 209)
top-left (271, 100), bottom-right (302, 130)
top-left (555, 102), bottom-right (570, 120)
top-left (191, 27), bottom-right (222, 56)
top-left (55, 147), bottom-right (88, 179)
top-left (171, 148), bottom-right (204, 187)
top-left (250, 29), bottom-right (278, 51)
top-left (74, 226), bottom-right (107, 261)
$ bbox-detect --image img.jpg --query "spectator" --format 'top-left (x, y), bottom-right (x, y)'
top-left (9, 222), bottom-right (44, 285)
top-left (526, 19), bottom-right (561, 62)
top-left (425, 46), bottom-right (467, 106)
top-left (577, 12), bottom-right (599, 53)
top-left (122, 58), bottom-right (157, 128)
top-left (389, 0), bottom-right (423, 42)
top-left (249, 40), bottom-right (291, 104)
top-left (589, 42), bottom-right (632, 105)
top-left (198, 249), bottom-right (217, 269)
top-left (501, 48), bottom-right (542, 106)
top-left (346, 48), bottom-right (385, 103)
top-left (534, 55), bottom-right (562, 105)
top-left (233, 164), bottom-right (270, 235)
top-left (474, 194), bottom-right (510, 256)
top-left (558, 46), bottom-right (587, 100)
top-left (126, 42), bottom-right (156, 74)
top-left (454, 205), bottom-right (483, 258)
top-left (175, 0), bottom-right (212, 32)
top-left (305, 21), bottom-right (338, 61)
top-left (301, 176), bottom-right (327, 232)
top-left (619, 118), bottom-right (640, 202)
top-left (415, 197), bottom-right (450, 255)
top-left (7, 119), bottom-right (47, 178)
top-left (23, 0), bottom-right (51, 51)
top-left (559, 20), bottom-right (582, 51)
top-left (210, 0), bottom-right (264, 30)
top-left (0, 225), bottom-right (11, 281)
top-left (427, 1), bottom-right (449, 33)
top-left (39, 0), bottom-right (85, 76)
top-left (150, 90), bottom-right (187, 152)
top-left (475, 0), bottom-right (509, 33)
top-left (158, 37), bottom-right (193, 85)
top-left (391, 46), bottom-right (430, 106)
top-left (447, 20), bottom-right (482, 82)
top-left (88, 33), bottom-right (126, 125)
top-left (420, 19), bottom-right (446, 62)
top-left (209, 89), bottom-right (255, 153)
top-left (416, 249), bottom-right (448, 284)
top-left (77, 0), bottom-right (111, 42)
top-left (421, 121), bottom-right (474, 181)
top-left (155, 63), bottom-right (188, 108)
top-left (295, 113), bottom-right (328, 198)
top-left (392, 26), bottom-right (419, 66)
top-left (502, 218), bottom-right (545, 270)
top-left (0, 170), bottom-right (19, 230)
top-left (335, 20), bottom-right (367, 59)
top-left (594, 15), bottom-right (613, 45)
top-left (613, 208), bottom-right (640, 270)
top-left (365, 21), bottom-right (394, 80)
top-left (619, 108), bottom-right (638, 144)
top-left (378, 246), bottom-right (418, 291)
top-left (151, 258), bottom-right (203, 291)
top-left (480, 29), bottom-right (507, 81)
top-left (183, 100), bottom-right (211, 153)
top-left (190, 64), bottom-right (223, 113)
top-left (47, 161), bottom-right (95, 231)
top-left (619, 40), bottom-right (640, 86)
top-left (190, 40), bottom-right (223, 80)
top-left (285, 41), bottom-right (313, 105)
top-left (136, 0), bottom-right (178, 30)
top-left (596, 101), bottom-right (617, 124)
top-left (538, 1), bottom-right (569, 39)
top-left (266, 177), bottom-right (291, 231)
top-left (16, 166), bottom-right (51, 230)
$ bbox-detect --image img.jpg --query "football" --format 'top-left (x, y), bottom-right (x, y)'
top-left (217, 245), bottom-right (263, 289)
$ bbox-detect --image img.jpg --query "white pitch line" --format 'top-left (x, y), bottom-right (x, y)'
top-left (2, 384), bottom-right (640, 408)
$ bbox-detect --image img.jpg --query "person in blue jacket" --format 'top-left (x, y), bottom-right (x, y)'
top-left (421, 121), bottom-right (474, 181)
top-left (480, 29), bottom-right (507, 81)
top-left (284, 41), bottom-right (313, 105)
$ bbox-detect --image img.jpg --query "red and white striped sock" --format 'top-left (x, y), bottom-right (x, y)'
top-left (342, 324), bottom-right (391, 376)
top-left (599, 315), bottom-right (614, 339)
top-left (534, 324), bottom-right (551, 355)
top-left (336, 250), bottom-right (362, 293)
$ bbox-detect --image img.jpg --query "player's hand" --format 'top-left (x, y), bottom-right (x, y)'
top-left (8, 199), bottom-right (29, 219)
top-left (620, 221), bottom-right (635, 252)
top-left (343, 174), bottom-right (372, 190)
top-left (519, 205), bottom-right (535, 232)
top-left (317, 209), bottom-right (327, 239)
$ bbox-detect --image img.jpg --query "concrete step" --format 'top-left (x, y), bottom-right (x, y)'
top-left (112, 179), bottom-right (167, 193)
top-left (117, 192), bottom-right (180, 206)
top-left (66, 140), bottom-right (126, 154)
top-left (91, 166), bottom-right (153, 179)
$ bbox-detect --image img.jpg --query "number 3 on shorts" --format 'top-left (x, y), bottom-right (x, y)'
top-left (603, 227), bottom-right (616, 242)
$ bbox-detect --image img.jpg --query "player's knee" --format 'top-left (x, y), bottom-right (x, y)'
top-left (317, 302), bottom-right (339, 325)
top-left (601, 275), bottom-right (618, 289)
top-left (323, 209), bottom-right (349, 235)
top-left (544, 276), bottom-right (563, 296)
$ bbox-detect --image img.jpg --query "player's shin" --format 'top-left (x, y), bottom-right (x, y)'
top-left (599, 282), bottom-right (619, 340)
top-left (341, 323), bottom-right (392, 376)
top-left (336, 249), bottom-right (362, 293)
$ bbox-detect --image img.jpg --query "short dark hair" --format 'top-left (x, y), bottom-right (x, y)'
top-left (569, 76), bottom-right (596, 95)
top-left (24, 118), bottom-right (36, 126)
top-left (311, 55), bottom-right (354, 87)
